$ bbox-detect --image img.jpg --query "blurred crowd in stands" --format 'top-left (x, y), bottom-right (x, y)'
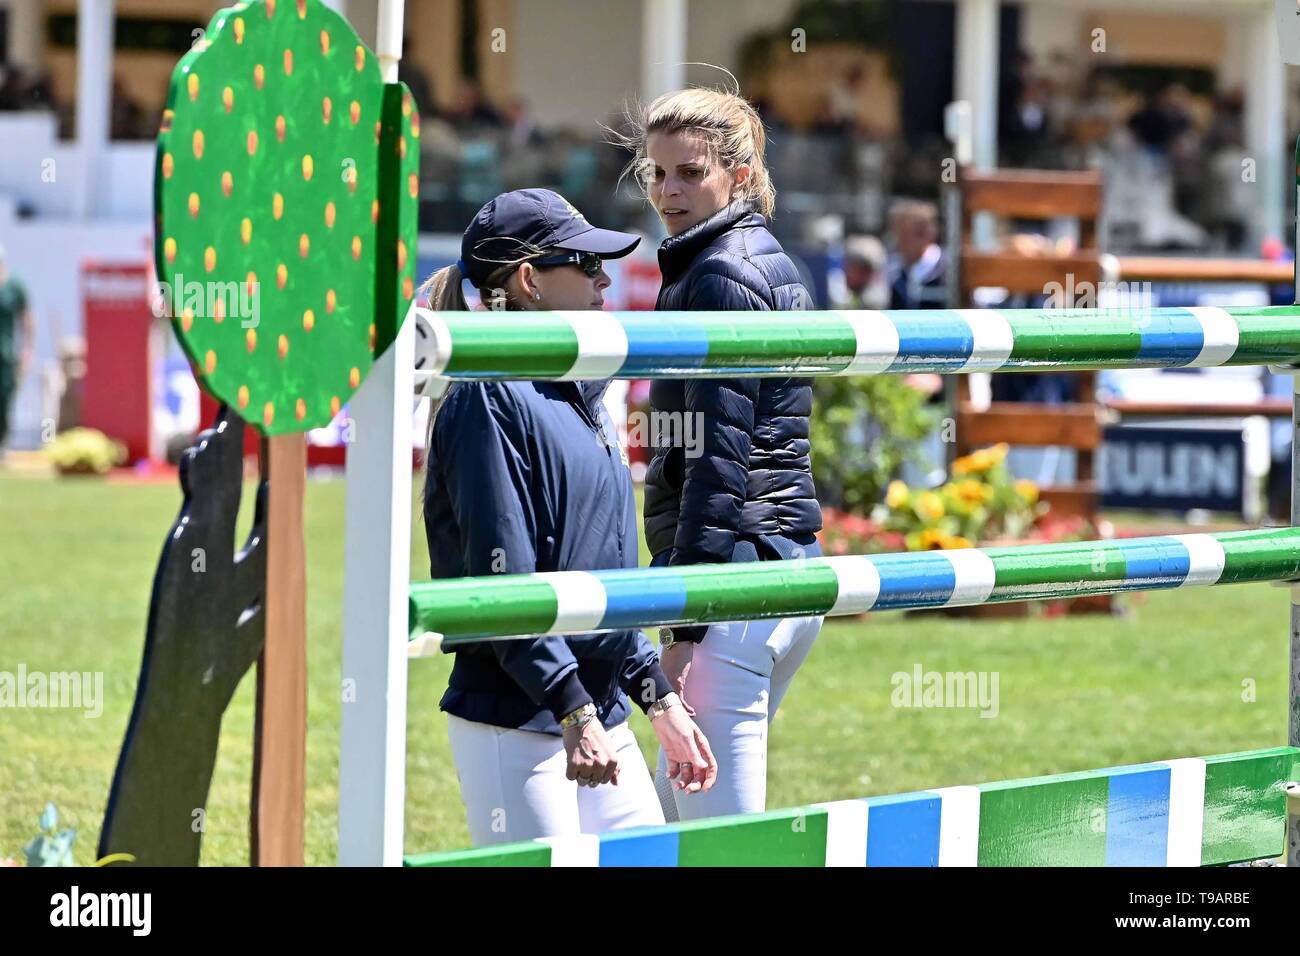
top-left (0, 44), bottom-right (1287, 266)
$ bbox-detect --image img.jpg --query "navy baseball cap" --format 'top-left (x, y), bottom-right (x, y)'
top-left (459, 188), bottom-right (640, 288)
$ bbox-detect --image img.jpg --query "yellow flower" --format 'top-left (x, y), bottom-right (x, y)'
top-left (1015, 479), bottom-right (1039, 504)
top-left (940, 534), bottom-right (974, 549)
top-left (953, 444), bottom-right (1008, 477)
top-left (916, 490), bottom-right (945, 522)
top-left (951, 453), bottom-right (977, 476)
top-left (954, 479), bottom-right (993, 505)
top-left (886, 480), bottom-right (910, 510)
top-left (917, 527), bottom-right (948, 550)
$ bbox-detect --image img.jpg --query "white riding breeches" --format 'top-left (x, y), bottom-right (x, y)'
top-left (447, 713), bottom-right (664, 847)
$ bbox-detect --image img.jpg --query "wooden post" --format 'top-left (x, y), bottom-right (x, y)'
top-left (252, 432), bottom-right (308, 866)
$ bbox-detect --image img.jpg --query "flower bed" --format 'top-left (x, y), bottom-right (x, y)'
top-left (816, 443), bottom-right (1113, 616)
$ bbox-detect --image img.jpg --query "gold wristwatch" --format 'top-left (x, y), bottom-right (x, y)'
top-left (560, 702), bottom-right (597, 731)
top-left (647, 692), bottom-right (680, 722)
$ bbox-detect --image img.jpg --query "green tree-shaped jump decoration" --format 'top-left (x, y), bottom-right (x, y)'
top-left (141, 0), bottom-right (418, 865)
top-left (157, 0), bottom-right (419, 430)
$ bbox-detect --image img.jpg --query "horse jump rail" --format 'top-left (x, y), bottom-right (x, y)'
top-left (408, 528), bottom-right (1300, 649)
top-left (414, 305), bottom-right (1300, 381)
top-left (404, 748), bottom-right (1300, 867)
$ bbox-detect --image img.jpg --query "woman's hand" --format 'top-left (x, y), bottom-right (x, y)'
top-left (652, 704), bottom-right (717, 794)
top-left (659, 641), bottom-right (695, 714)
top-left (562, 719), bottom-right (620, 788)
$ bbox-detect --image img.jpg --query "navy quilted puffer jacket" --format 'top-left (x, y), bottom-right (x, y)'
top-left (644, 199), bottom-right (822, 575)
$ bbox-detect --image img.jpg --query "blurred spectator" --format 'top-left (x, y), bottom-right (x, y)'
top-left (826, 63), bottom-right (866, 133)
top-left (1127, 84), bottom-right (1195, 161)
top-left (0, 62), bottom-right (25, 110)
top-left (883, 203), bottom-right (945, 485)
top-left (0, 62), bottom-right (54, 112)
top-left (0, 245), bottom-right (35, 459)
top-left (1200, 90), bottom-right (1250, 249)
top-left (886, 200), bottom-right (946, 310)
top-left (502, 97), bottom-right (544, 149)
top-left (446, 78), bottom-right (502, 133)
top-left (1000, 49), bottom-right (1052, 165)
top-left (836, 234), bottom-right (887, 310)
top-left (110, 75), bottom-right (146, 140)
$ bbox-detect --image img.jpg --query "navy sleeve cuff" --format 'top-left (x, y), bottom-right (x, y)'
top-left (665, 624), bottom-right (709, 645)
top-left (624, 659), bottom-right (675, 713)
top-left (544, 669), bottom-right (594, 723)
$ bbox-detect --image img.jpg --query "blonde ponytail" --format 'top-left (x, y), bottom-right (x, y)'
top-left (419, 261), bottom-right (471, 312)
top-left (418, 262), bottom-right (470, 454)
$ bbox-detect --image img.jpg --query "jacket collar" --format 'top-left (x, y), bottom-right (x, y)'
top-left (548, 379), bottom-right (608, 427)
top-left (657, 199), bottom-right (762, 285)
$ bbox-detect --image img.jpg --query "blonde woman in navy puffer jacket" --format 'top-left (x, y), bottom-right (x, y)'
top-left (624, 87), bottom-right (824, 822)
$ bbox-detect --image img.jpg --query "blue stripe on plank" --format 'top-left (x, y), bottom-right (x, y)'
top-left (1135, 309), bottom-right (1204, 366)
top-left (594, 569), bottom-right (687, 630)
top-left (865, 792), bottom-right (942, 866)
top-left (599, 827), bottom-right (680, 867)
top-left (885, 311), bottom-right (973, 371)
top-left (1115, 538), bottom-right (1191, 589)
top-left (871, 553), bottom-right (957, 610)
top-left (617, 313), bottom-right (709, 373)
top-left (1105, 766), bottom-right (1171, 866)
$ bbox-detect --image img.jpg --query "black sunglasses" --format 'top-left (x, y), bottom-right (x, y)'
top-left (531, 251), bottom-right (605, 278)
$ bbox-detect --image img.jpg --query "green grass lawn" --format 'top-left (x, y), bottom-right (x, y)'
top-left (0, 471), bottom-right (1291, 865)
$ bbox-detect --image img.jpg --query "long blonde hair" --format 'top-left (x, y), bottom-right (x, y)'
top-left (613, 82), bottom-right (776, 219)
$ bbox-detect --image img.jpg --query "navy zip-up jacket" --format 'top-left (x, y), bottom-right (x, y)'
top-left (424, 376), bottom-right (673, 735)
top-left (644, 201), bottom-right (822, 645)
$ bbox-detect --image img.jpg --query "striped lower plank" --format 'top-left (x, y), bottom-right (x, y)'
top-left (402, 747), bottom-right (1300, 867)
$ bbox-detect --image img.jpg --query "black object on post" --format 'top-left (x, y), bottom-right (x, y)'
top-left (99, 407), bottom-right (266, 866)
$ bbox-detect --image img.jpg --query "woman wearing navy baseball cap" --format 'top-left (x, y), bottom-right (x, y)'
top-left (419, 189), bottom-right (717, 847)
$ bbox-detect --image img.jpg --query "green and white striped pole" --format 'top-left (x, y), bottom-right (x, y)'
top-left (411, 305), bottom-right (1300, 383)
top-left (408, 528), bottom-right (1300, 649)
